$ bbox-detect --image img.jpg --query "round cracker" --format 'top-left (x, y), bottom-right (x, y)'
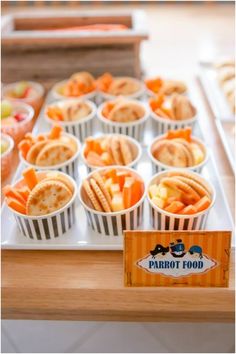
top-left (92, 171), bottom-right (112, 208)
top-left (90, 178), bottom-right (111, 213)
top-left (175, 176), bottom-right (210, 198)
top-left (119, 137), bottom-right (133, 165)
top-left (167, 170), bottom-right (210, 194)
top-left (43, 172), bottom-right (74, 194)
top-left (82, 180), bottom-right (103, 212)
top-left (173, 138), bottom-right (195, 166)
top-left (35, 142), bottom-right (74, 166)
top-left (26, 141), bottom-right (48, 164)
top-left (110, 137), bottom-right (124, 165)
top-left (26, 180), bottom-right (72, 216)
top-left (152, 140), bottom-right (188, 168)
top-left (161, 177), bottom-right (201, 202)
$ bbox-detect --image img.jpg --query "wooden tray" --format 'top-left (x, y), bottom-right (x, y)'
top-left (1, 10), bottom-right (148, 83)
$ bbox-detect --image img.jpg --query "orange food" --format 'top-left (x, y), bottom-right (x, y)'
top-left (22, 167), bottom-right (38, 190)
top-left (179, 205), bottom-right (197, 215)
top-left (7, 197), bottom-right (26, 214)
top-left (145, 78), bottom-right (163, 93)
top-left (194, 196), bottom-right (211, 212)
top-left (166, 127), bottom-right (192, 142)
top-left (18, 140), bottom-right (31, 159)
top-left (165, 201), bottom-right (185, 213)
top-left (17, 187), bottom-right (30, 202)
top-left (3, 185), bottom-right (26, 205)
top-left (47, 106), bottom-right (63, 121)
top-left (123, 177), bottom-right (143, 209)
top-left (86, 151), bottom-right (105, 167)
top-left (149, 94), bottom-right (165, 111)
top-left (102, 102), bottom-right (115, 118)
top-left (96, 73), bottom-right (113, 92)
top-left (48, 125), bottom-right (63, 139)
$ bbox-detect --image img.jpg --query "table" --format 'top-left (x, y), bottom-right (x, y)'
top-left (1, 2), bottom-right (235, 323)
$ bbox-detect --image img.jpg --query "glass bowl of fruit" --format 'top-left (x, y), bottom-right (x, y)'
top-left (2, 81), bottom-right (44, 116)
top-left (147, 169), bottom-right (215, 231)
top-left (148, 127), bottom-right (209, 174)
top-left (1, 133), bottom-right (14, 181)
top-left (1, 100), bottom-right (34, 144)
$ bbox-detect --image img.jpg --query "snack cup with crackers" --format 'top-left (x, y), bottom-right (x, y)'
top-left (45, 99), bottom-right (96, 142)
top-left (1, 133), bottom-right (14, 181)
top-left (145, 76), bottom-right (188, 97)
top-left (97, 73), bottom-right (145, 102)
top-left (81, 134), bottom-right (142, 173)
top-left (2, 81), bottom-right (44, 117)
top-left (147, 169), bottom-right (215, 231)
top-left (148, 128), bottom-right (209, 174)
top-left (1, 101), bottom-right (34, 144)
top-left (97, 99), bottom-right (149, 142)
top-left (3, 168), bottom-right (77, 240)
top-left (79, 167), bottom-right (146, 236)
top-left (51, 72), bottom-right (97, 103)
top-left (149, 94), bottom-right (197, 134)
top-left (18, 126), bottom-right (81, 180)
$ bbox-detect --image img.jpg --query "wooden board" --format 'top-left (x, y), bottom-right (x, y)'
top-left (1, 10), bottom-right (148, 81)
top-left (1, 249), bottom-right (235, 322)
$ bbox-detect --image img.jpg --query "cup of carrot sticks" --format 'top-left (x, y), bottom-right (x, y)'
top-left (3, 167), bottom-right (77, 240)
top-left (18, 125), bottom-right (81, 180)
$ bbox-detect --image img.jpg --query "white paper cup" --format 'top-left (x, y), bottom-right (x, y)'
top-left (6, 171), bottom-right (77, 240)
top-left (147, 169), bottom-right (216, 231)
top-left (44, 99), bottom-right (97, 142)
top-left (1, 101), bottom-right (35, 144)
top-left (98, 78), bottom-right (145, 102)
top-left (79, 166), bottom-right (146, 236)
top-left (51, 80), bottom-right (97, 103)
top-left (97, 101), bottom-right (150, 142)
top-left (150, 109), bottom-right (197, 135)
top-left (2, 81), bottom-right (45, 116)
top-left (1, 133), bottom-right (14, 180)
top-left (19, 132), bottom-right (81, 180)
top-left (81, 134), bottom-right (142, 173)
top-left (148, 134), bottom-right (209, 174)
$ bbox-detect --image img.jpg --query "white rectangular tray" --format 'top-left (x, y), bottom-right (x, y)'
top-left (198, 61), bottom-right (234, 122)
top-left (1, 81), bottom-right (234, 250)
top-left (198, 61), bottom-right (235, 172)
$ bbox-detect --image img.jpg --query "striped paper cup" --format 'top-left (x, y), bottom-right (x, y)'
top-left (1, 133), bottom-right (14, 180)
top-left (81, 134), bottom-right (142, 173)
top-left (51, 80), bottom-right (97, 103)
top-left (1, 102), bottom-right (34, 144)
top-left (98, 78), bottom-right (145, 102)
top-left (150, 109), bottom-right (197, 135)
top-left (97, 101), bottom-right (150, 142)
top-left (79, 166), bottom-right (146, 236)
top-left (2, 81), bottom-right (45, 117)
top-left (148, 134), bottom-right (209, 174)
top-left (147, 169), bottom-right (216, 231)
top-left (19, 132), bottom-right (81, 180)
top-left (6, 171), bottom-right (77, 240)
top-left (45, 99), bottom-right (96, 142)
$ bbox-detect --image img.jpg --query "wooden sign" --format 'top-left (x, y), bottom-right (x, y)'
top-left (124, 231), bottom-right (231, 287)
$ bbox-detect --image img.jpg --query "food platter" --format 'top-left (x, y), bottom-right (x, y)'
top-left (198, 61), bottom-right (235, 172)
top-left (1, 80), bottom-right (234, 249)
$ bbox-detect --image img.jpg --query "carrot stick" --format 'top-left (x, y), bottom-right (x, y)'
top-left (6, 197), bottom-right (26, 214)
top-left (194, 196), bottom-right (211, 212)
top-left (22, 167), bottom-right (38, 190)
top-left (17, 187), bottom-right (30, 202)
top-left (48, 125), bottom-right (63, 139)
top-left (3, 185), bottom-right (26, 205)
top-left (18, 140), bottom-right (32, 159)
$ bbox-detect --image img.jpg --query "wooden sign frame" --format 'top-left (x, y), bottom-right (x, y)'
top-left (124, 230), bottom-right (231, 287)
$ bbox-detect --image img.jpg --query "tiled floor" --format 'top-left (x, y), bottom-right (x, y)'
top-left (1, 321), bottom-right (235, 353)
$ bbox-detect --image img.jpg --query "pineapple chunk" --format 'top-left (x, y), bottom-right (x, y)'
top-left (104, 178), bottom-right (113, 192)
top-left (152, 196), bottom-right (166, 209)
top-left (149, 184), bottom-right (160, 198)
top-left (159, 186), bottom-right (168, 200)
top-left (111, 193), bottom-right (124, 212)
top-left (110, 183), bottom-right (120, 196)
